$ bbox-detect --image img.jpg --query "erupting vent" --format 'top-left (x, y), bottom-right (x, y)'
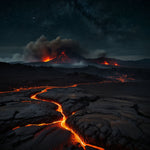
top-left (39, 47), bottom-right (120, 67)
top-left (42, 51), bottom-right (73, 64)
top-left (41, 50), bottom-right (120, 67)
top-left (24, 36), bottom-right (120, 67)
top-left (100, 60), bottom-right (119, 66)
top-left (42, 56), bottom-right (56, 62)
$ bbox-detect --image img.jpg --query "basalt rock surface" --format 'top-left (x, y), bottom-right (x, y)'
top-left (38, 82), bottom-right (150, 150)
top-left (0, 82), bottom-right (150, 150)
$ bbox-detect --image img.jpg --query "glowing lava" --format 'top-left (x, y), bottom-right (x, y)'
top-left (42, 56), bottom-right (56, 62)
top-left (100, 60), bottom-right (119, 66)
top-left (41, 51), bottom-right (71, 63)
top-left (102, 61), bottom-right (109, 65)
top-left (9, 84), bottom-right (104, 150)
top-left (115, 74), bottom-right (135, 82)
top-left (31, 87), bottom-right (104, 150)
top-left (114, 62), bottom-right (119, 66)
top-left (109, 74), bottom-right (135, 83)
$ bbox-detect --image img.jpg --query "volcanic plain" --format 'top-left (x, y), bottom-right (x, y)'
top-left (0, 62), bottom-right (150, 150)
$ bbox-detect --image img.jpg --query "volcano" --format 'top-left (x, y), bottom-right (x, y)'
top-left (24, 36), bottom-right (120, 67)
top-left (24, 37), bottom-right (150, 68)
top-left (41, 49), bottom-right (85, 64)
top-left (40, 49), bottom-right (120, 67)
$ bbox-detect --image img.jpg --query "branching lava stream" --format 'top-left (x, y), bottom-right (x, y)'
top-left (5, 84), bottom-right (104, 150)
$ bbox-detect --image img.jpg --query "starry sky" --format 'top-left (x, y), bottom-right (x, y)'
top-left (0, 0), bottom-right (150, 60)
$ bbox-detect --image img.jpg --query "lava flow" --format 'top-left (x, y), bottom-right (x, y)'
top-left (42, 50), bottom-right (71, 63)
top-left (108, 74), bottom-right (135, 83)
top-left (10, 84), bottom-right (104, 150)
top-left (101, 61), bottom-right (109, 65)
top-left (101, 60), bottom-right (119, 66)
top-left (42, 56), bottom-right (56, 62)
top-left (31, 87), bottom-right (104, 150)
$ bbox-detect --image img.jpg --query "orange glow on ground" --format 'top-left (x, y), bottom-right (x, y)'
top-left (116, 77), bottom-right (125, 83)
top-left (72, 112), bottom-right (76, 115)
top-left (12, 126), bottom-right (20, 130)
top-left (109, 74), bottom-right (135, 83)
top-left (116, 74), bottom-right (135, 83)
top-left (0, 86), bottom-right (49, 94)
top-left (8, 84), bottom-right (104, 150)
top-left (0, 84), bottom-right (78, 94)
top-left (114, 62), bottom-right (119, 66)
top-left (103, 61), bottom-right (109, 65)
top-left (25, 121), bottom-right (61, 127)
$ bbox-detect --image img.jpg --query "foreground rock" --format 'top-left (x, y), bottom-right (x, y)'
top-left (39, 82), bottom-right (150, 150)
top-left (0, 81), bottom-right (150, 150)
top-left (0, 89), bottom-right (61, 133)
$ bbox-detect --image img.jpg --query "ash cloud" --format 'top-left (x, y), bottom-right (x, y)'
top-left (24, 35), bottom-right (84, 62)
top-left (0, 36), bottom-right (106, 63)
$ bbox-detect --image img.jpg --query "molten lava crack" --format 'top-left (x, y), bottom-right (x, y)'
top-left (10, 84), bottom-right (104, 150)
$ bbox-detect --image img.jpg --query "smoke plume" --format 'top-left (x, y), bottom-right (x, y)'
top-left (0, 53), bottom-right (23, 63)
top-left (0, 36), bottom-right (106, 63)
top-left (24, 35), bottom-right (84, 62)
top-left (83, 49), bottom-right (106, 59)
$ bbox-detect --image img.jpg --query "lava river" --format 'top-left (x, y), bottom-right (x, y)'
top-left (8, 84), bottom-right (104, 150)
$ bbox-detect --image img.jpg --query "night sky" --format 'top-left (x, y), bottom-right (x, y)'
top-left (0, 0), bottom-right (150, 61)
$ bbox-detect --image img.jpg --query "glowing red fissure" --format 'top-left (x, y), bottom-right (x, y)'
top-left (30, 86), bottom-right (104, 149)
top-left (5, 83), bottom-right (104, 150)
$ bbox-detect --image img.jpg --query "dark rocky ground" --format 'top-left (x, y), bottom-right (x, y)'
top-left (0, 62), bottom-right (149, 91)
top-left (38, 82), bottom-right (150, 150)
top-left (0, 62), bottom-right (150, 150)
